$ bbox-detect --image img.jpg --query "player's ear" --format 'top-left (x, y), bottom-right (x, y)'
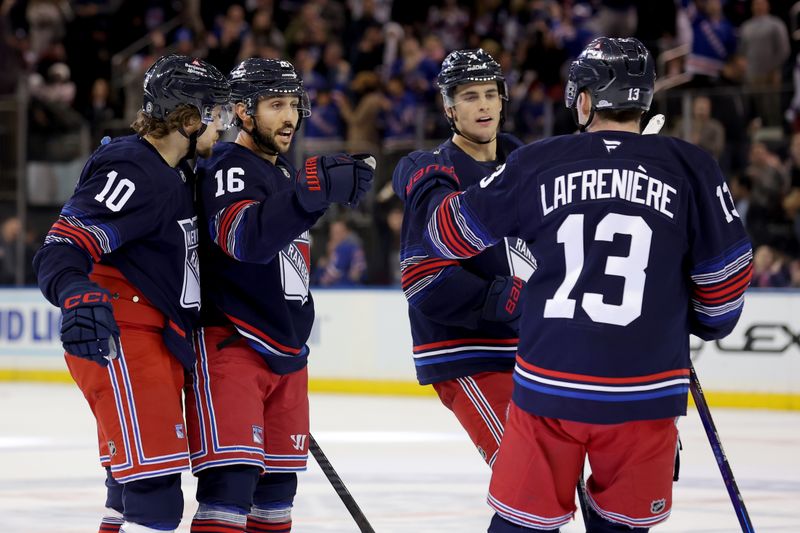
top-left (235, 101), bottom-right (252, 129)
top-left (578, 91), bottom-right (592, 117)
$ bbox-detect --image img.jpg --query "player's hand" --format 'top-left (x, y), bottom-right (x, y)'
top-left (58, 281), bottom-right (120, 367)
top-left (482, 276), bottom-right (525, 330)
top-left (295, 153), bottom-right (376, 212)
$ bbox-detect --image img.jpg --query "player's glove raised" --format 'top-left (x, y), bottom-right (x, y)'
top-left (295, 153), bottom-right (375, 212)
top-left (58, 281), bottom-right (120, 367)
top-left (482, 276), bottom-right (525, 330)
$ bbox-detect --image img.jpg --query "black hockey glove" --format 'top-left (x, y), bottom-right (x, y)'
top-left (295, 153), bottom-right (375, 212)
top-left (58, 281), bottom-right (120, 366)
top-left (482, 276), bottom-right (525, 330)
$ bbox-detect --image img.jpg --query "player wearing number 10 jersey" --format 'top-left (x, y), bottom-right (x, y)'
top-left (33, 55), bottom-right (230, 533)
top-left (424, 38), bottom-right (752, 533)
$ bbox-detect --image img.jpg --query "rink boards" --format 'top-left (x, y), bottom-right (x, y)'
top-left (1, 287), bottom-right (799, 410)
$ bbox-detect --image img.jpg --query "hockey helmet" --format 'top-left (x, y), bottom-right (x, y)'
top-left (228, 58), bottom-right (312, 127)
top-left (565, 37), bottom-right (655, 114)
top-left (142, 55), bottom-right (232, 128)
top-left (436, 48), bottom-right (508, 109)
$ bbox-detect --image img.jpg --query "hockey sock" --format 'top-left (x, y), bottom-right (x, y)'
top-left (488, 513), bottom-right (560, 532)
top-left (99, 507), bottom-right (124, 532)
top-left (191, 503), bottom-right (248, 533)
top-left (585, 507), bottom-right (649, 533)
top-left (119, 523), bottom-right (175, 533)
top-left (246, 505), bottom-right (292, 532)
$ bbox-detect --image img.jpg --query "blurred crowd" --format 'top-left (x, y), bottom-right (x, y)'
top-left (3, 0), bottom-right (800, 287)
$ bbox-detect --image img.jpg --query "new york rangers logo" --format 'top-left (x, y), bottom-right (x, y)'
top-left (504, 238), bottom-right (537, 281)
top-left (107, 440), bottom-right (117, 457)
top-left (290, 434), bottom-right (307, 451)
top-left (253, 425), bottom-right (264, 444)
top-left (279, 231), bottom-right (310, 304)
top-left (175, 424), bottom-right (185, 439)
top-left (178, 217), bottom-right (201, 310)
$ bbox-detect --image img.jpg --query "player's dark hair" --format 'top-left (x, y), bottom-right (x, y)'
top-left (130, 105), bottom-right (201, 139)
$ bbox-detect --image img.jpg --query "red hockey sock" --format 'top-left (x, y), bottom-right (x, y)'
top-left (246, 516), bottom-right (291, 533)
top-left (99, 520), bottom-right (122, 533)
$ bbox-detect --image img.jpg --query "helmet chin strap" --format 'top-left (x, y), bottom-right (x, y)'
top-left (179, 123), bottom-right (207, 160)
top-left (245, 115), bottom-right (280, 157)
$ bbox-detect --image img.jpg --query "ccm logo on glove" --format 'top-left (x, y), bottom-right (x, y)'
top-left (63, 291), bottom-right (112, 309)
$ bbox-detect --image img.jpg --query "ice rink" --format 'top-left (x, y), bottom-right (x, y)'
top-left (1, 382), bottom-right (798, 532)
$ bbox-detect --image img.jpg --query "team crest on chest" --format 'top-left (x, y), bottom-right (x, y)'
top-left (178, 217), bottom-right (201, 310)
top-left (279, 230), bottom-right (310, 304)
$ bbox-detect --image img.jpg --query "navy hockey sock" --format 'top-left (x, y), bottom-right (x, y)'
top-left (191, 503), bottom-right (247, 533)
top-left (488, 513), bottom-right (560, 532)
top-left (585, 507), bottom-right (649, 533)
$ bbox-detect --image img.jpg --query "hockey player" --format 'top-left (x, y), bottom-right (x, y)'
top-left (391, 49), bottom-right (535, 467)
top-left (423, 38), bottom-right (753, 532)
top-left (33, 55), bottom-right (231, 533)
top-left (185, 58), bottom-right (374, 533)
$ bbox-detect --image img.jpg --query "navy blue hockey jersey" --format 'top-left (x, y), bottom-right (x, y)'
top-left (392, 134), bottom-right (537, 385)
top-left (196, 142), bottom-right (323, 374)
top-left (425, 131), bottom-right (752, 424)
top-left (34, 135), bottom-right (201, 368)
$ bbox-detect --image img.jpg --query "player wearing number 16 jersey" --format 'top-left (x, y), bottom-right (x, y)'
top-left (185, 58), bottom-right (373, 533)
top-left (33, 55), bottom-right (230, 533)
top-left (423, 38), bottom-right (752, 532)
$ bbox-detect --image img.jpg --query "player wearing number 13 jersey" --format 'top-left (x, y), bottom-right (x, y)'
top-left (33, 55), bottom-right (230, 533)
top-left (424, 38), bottom-right (752, 533)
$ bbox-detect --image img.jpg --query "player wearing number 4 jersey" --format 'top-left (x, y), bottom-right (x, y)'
top-left (185, 58), bottom-right (373, 533)
top-left (424, 38), bottom-right (752, 532)
top-left (392, 49), bottom-right (533, 468)
top-left (33, 55), bottom-right (231, 533)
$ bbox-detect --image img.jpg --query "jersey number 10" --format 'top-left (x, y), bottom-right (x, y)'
top-left (95, 171), bottom-right (136, 212)
top-left (544, 213), bottom-right (652, 327)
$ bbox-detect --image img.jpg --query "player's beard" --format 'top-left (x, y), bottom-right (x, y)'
top-left (251, 119), bottom-right (293, 156)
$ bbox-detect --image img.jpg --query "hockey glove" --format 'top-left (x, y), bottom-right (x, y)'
top-left (482, 276), bottom-right (525, 330)
top-left (58, 281), bottom-right (120, 366)
top-left (295, 153), bottom-right (375, 212)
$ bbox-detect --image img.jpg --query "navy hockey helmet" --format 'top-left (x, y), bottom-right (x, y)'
top-left (437, 48), bottom-right (508, 108)
top-left (228, 58), bottom-right (312, 128)
top-left (565, 37), bottom-right (655, 129)
top-left (436, 48), bottom-right (508, 141)
top-left (142, 55), bottom-right (232, 128)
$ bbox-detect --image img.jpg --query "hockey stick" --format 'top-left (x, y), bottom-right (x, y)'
top-left (309, 434), bottom-right (376, 533)
top-left (689, 365), bottom-right (755, 533)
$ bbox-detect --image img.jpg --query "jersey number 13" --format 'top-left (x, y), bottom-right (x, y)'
top-left (544, 213), bottom-right (652, 326)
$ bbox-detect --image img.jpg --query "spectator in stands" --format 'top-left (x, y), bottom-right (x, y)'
top-left (382, 75), bottom-right (417, 141)
top-left (305, 88), bottom-right (345, 139)
top-left (25, 0), bottom-right (68, 65)
top-left (335, 71), bottom-right (387, 152)
top-left (740, 0), bottom-right (791, 126)
top-left (239, 7), bottom-right (285, 60)
top-left (317, 40), bottom-right (352, 92)
top-left (783, 132), bottom-right (800, 248)
top-left (671, 95), bottom-right (726, 159)
top-left (426, 0), bottom-right (469, 52)
top-left (206, 4), bottom-right (249, 73)
top-left (314, 218), bottom-right (367, 287)
top-left (83, 77), bottom-right (115, 145)
top-left (751, 244), bottom-right (791, 287)
top-left (686, 0), bottom-right (737, 86)
top-left (0, 216), bottom-right (36, 284)
top-left (517, 82), bottom-right (548, 142)
top-left (746, 141), bottom-right (791, 248)
top-left (390, 35), bottom-right (438, 102)
top-left (351, 23), bottom-right (385, 74)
